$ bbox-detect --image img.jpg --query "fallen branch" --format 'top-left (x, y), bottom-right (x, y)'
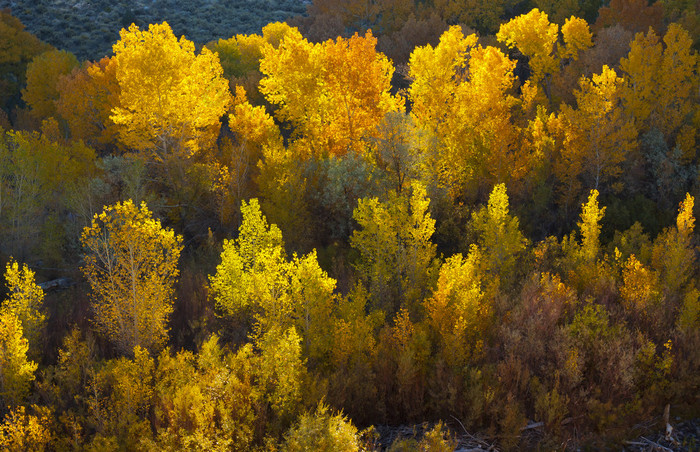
top-left (641, 436), bottom-right (674, 452)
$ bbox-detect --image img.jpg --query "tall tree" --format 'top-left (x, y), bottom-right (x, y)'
top-left (0, 311), bottom-right (36, 408)
top-left (555, 66), bottom-right (637, 204)
top-left (81, 200), bottom-right (183, 355)
top-left (55, 57), bottom-right (121, 152)
top-left (259, 28), bottom-right (402, 156)
top-left (350, 183), bottom-right (438, 314)
top-left (409, 26), bottom-right (521, 198)
top-left (111, 22), bottom-right (230, 159)
top-left (497, 10), bottom-right (593, 104)
top-left (1, 260), bottom-right (45, 357)
top-left (620, 24), bottom-right (698, 160)
top-left (21, 49), bottom-right (78, 121)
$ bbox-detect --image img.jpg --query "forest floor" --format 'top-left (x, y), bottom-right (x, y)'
top-left (369, 418), bottom-right (700, 451)
top-left (0, 0), bottom-right (307, 60)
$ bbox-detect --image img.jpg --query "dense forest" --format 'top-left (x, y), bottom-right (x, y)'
top-left (0, 0), bottom-right (699, 449)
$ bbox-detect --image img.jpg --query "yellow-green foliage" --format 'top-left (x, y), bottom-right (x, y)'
top-left (211, 199), bottom-right (337, 364)
top-left (85, 346), bottom-right (154, 449)
top-left (21, 49), bottom-right (78, 120)
top-left (351, 184), bottom-right (438, 314)
top-left (258, 326), bottom-right (306, 430)
top-left (282, 402), bottom-right (361, 452)
top-left (471, 183), bottom-right (529, 288)
top-left (425, 246), bottom-right (488, 368)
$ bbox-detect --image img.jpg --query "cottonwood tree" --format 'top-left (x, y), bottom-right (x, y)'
top-left (81, 200), bottom-right (183, 355)
top-left (259, 28), bottom-right (402, 156)
top-left (1, 260), bottom-right (45, 358)
top-left (111, 22), bottom-right (230, 160)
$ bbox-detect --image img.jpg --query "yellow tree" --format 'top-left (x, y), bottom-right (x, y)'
top-left (424, 246), bottom-right (488, 370)
top-left (409, 26), bottom-right (521, 198)
top-left (555, 66), bottom-right (637, 204)
top-left (207, 22), bottom-right (296, 104)
top-left (0, 406), bottom-right (51, 451)
top-left (81, 200), bottom-right (183, 355)
top-left (651, 193), bottom-right (696, 297)
top-left (2, 260), bottom-right (45, 357)
top-left (21, 49), bottom-right (78, 121)
top-left (210, 199), bottom-right (337, 364)
top-left (497, 10), bottom-right (592, 103)
top-left (577, 189), bottom-right (606, 263)
top-left (259, 28), bottom-right (402, 156)
top-left (111, 22), bottom-right (230, 159)
top-left (470, 183), bottom-right (529, 287)
top-left (350, 184), bottom-right (438, 314)
top-left (620, 24), bottom-right (698, 160)
top-left (0, 311), bottom-right (37, 407)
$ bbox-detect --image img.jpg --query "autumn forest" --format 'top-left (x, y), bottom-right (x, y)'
top-left (0, 0), bottom-right (699, 450)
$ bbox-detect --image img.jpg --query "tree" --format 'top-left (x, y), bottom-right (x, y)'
top-left (555, 66), bottom-right (637, 203)
top-left (0, 10), bottom-right (51, 110)
top-left (282, 402), bottom-right (361, 452)
top-left (620, 24), bottom-right (698, 160)
top-left (2, 260), bottom-right (45, 357)
top-left (0, 311), bottom-right (37, 407)
top-left (578, 189), bottom-right (606, 263)
top-left (55, 57), bottom-right (121, 152)
top-left (471, 183), bottom-right (529, 286)
top-left (21, 49), bottom-right (78, 121)
top-left (409, 26), bottom-right (521, 198)
top-left (259, 28), bottom-right (402, 156)
top-left (497, 10), bottom-right (593, 103)
top-left (0, 405), bottom-right (51, 451)
top-left (0, 129), bottom-right (96, 262)
top-left (111, 22), bottom-right (230, 159)
top-left (424, 246), bottom-right (488, 370)
top-left (81, 200), bottom-right (183, 354)
top-left (651, 193), bottom-right (696, 297)
top-left (210, 199), bottom-right (337, 364)
top-left (350, 184), bottom-right (438, 314)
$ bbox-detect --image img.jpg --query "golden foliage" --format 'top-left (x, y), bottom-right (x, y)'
top-left (0, 311), bottom-right (37, 407)
top-left (56, 57), bottom-right (121, 151)
top-left (2, 260), bottom-right (45, 356)
top-left (81, 200), bottom-right (183, 354)
top-left (260, 28), bottom-right (402, 156)
top-left (111, 22), bottom-right (230, 158)
top-left (409, 26), bottom-right (521, 196)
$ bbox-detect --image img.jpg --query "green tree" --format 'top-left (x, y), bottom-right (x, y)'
top-left (81, 200), bottom-right (183, 354)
